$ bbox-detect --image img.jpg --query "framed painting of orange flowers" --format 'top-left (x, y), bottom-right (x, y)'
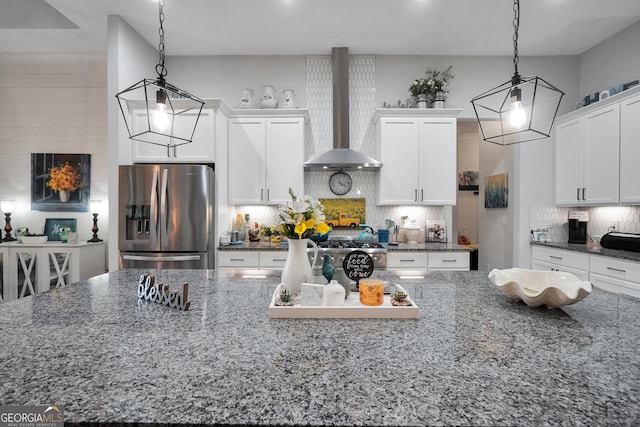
top-left (31, 153), bottom-right (91, 212)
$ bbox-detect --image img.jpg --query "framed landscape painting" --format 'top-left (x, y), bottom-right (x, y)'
top-left (31, 153), bottom-right (91, 212)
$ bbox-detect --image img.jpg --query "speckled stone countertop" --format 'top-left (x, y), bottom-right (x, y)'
top-left (531, 240), bottom-right (640, 263)
top-left (219, 241), bottom-right (472, 252)
top-left (1, 269), bottom-right (639, 426)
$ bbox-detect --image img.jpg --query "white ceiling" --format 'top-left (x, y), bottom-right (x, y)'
top-left (1, 0), bottom-right (640, 56)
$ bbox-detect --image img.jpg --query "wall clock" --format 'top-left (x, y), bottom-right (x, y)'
top-left (329, 171), bottom-right (352, 195)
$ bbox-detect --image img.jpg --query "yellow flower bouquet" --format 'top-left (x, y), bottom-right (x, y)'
top-left (274, 188), bottom-right (331, 239)
top-left (47, 163), bottom-right (81, 192)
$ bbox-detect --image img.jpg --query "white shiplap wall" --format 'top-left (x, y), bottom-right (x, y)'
top-left (0, 52), bottom-right (108, 242)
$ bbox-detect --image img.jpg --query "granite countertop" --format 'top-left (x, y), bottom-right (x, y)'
top-left (1, 269), bottom-right (639, 426)
top-left (219, 241), bottom-right (472, 252)
top-left (531, 240), bottom-right (640, 263)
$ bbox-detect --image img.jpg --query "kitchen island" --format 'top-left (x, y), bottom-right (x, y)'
top-left (1, 269), bottom-right (638, 426)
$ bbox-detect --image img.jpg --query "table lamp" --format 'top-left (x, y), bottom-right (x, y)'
top-left (1, 200), bottom-right (16, 242)
top-left (88, 199), bottom-right (103, 242)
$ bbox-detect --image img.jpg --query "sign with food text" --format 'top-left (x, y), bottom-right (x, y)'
top-left (342, 250), bottom-right (374, 284)
top-left (137, 274), bottom-right (190, 310)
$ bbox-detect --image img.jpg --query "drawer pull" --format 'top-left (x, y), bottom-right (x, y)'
top-left (400, 259), bottom-right (415, 262)
top-left (442, 259), bottom-right (457, 263)
top-left (272, 258), bottom-right (287, 262)
top-left (549, 255), bottom-right (563, 260)
top-left (606, 267), bottom-right (626, 273)
top-left (230, 258), bottom-right (245, 262)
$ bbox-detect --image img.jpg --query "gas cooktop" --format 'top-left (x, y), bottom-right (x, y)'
top-left (316, 239), bottom-right (385, 250)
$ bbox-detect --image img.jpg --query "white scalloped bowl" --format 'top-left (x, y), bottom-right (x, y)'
top-left (488, 268), bottom-right (592, 309)
top-left (21, 235), bottom-right (48, 244)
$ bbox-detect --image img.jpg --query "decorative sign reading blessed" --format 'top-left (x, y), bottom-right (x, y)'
top-left (137, 273), bottom-right (191, 310)
top-left (342, 250), bottom-right (374, 285)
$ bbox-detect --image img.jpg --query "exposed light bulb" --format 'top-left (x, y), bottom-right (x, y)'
top-left (510, 100), bottom-right (526, 128)
top-left (153, 89), bottom-right (169, 131)
top-left (509, 85), bottom-right (526, 128)
top-left (153, 103), bottom-right (169, 132)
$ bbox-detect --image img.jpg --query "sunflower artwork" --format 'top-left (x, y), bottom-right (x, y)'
top-left (31, 153), bottom-right (91, 212)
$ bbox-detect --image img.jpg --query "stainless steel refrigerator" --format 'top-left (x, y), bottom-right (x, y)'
top-left (118, 164), bottom-right (215, 269)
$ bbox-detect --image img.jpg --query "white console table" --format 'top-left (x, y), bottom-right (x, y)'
top-left (0, 241), bottom-right (106, 302)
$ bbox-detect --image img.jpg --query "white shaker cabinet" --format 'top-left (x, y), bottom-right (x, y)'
top-left (228, 110), bottom-right (307, 205)
top-left (531, 246), bottom-right (589, 281)
top-left (620, 93), bottom-right (640, 204)
top-left (132, 100), bottom-right (229, 163)
top-left (554, 103), bottom-right (620, 205)
top-left (589, 255), bottom-right (640, 298)
top-left (374, 109), bottom-right (462, 206)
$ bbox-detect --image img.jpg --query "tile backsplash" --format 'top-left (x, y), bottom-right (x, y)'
top-left (530, 205), bottom-right (640, 243)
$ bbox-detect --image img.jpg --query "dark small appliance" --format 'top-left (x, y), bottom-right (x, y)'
top-left (568, 218), bottom-right (587, 244)
top-left (600, 232), bottom-right (640, 252)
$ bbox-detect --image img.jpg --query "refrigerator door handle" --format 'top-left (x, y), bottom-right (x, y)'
top-left (150, 168), bottom-right (160, 242)
top-left (122, 255), bottom-right (201, 262)
top-left (160, 168), bottom-right (169, 245)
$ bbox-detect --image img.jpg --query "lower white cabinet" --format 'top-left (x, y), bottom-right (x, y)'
top-left (386, 251), bottom-right (470, 271)
top-left (0, 242), bottom-right (106, 302)
top-left (217, 251), bottom-right (289, 269)
top-left (258, 252), bottom-right (288, 269)
top-left (386, 252), bottom-right (429, 270)
top-left (531, 246), bottom-right (589, 281)
top-left (531, 245), bottom-right (640, 298)
top-left (428, 252), bottom-right (470, 271)
top-left (217, 251), bottom-right (260, 269)
top-left (589, 255), bottom-right (640, 298)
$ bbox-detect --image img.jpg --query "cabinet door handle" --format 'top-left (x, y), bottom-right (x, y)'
top-left (576, 188), bottom-right (580, 201)
top-left (421, 189), bottom-right (424, 202)
top-left (549, 255), bottom-right (563, 260)
top-left (267, 188), bottom-right (270, 201)
top-left (173, 145), bottom-right (177, 158)
top-left (606, 266), bottom-right (626, 273)
top-left (261, 189), bottom-right (264, 201)
top-left (414, 189), bottom-right (418, 202)
top-left (582, 187), bottom-right (586, 200)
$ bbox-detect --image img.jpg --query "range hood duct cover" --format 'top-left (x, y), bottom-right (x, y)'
top-left (304, 47), bottom-right (382, 171)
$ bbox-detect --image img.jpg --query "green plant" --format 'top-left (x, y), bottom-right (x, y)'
top-left (392, 290), bottom-right (407, 302)
top-left (280, 288), bottom-right (292, 303)
top-left (409, 66), bottom-right (454, 97)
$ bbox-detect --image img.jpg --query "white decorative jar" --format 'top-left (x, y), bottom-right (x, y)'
top-left (323, 280), bottom-right (346, 306)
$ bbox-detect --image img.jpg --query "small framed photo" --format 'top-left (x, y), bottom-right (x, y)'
top-left (44, 218), bottom-right (77, 241)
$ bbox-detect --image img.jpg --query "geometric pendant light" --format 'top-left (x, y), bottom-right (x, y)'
top-left (115, 0), bottom-right (204, 149)
top-left (470, 0), bottom-right (565, 146)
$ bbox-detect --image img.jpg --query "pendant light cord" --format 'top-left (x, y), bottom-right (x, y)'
top-left (512, 0), bottom-right (520, 78)
top-left (155, 0), bottom-right (168, 82)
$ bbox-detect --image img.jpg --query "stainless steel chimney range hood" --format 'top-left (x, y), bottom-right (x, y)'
top-left (304, 47), bottom-right (382, 171)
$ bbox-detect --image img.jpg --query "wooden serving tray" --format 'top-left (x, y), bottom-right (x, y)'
top-left (268, 284), bottom-right (419, 319)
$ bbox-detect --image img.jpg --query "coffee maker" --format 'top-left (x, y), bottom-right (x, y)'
top-left (568, 211), bottom-right (589, 244)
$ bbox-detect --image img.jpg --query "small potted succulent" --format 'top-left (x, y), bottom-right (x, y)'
top-left (391, 289), bottom-right (411, 306)
top-left (275, 288), bottom-right (294, 306)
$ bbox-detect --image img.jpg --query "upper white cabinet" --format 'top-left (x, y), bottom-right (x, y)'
top-left (228, 110), bottom-right (307, 205)
top-left (620, 93), bottom-right (640, 204)
top-left (131, 99), bottom-right (229, 163)
top-left (374, 109), bottom-right (462, 206)
top-left (554, 103), bottom-right (620, 205)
